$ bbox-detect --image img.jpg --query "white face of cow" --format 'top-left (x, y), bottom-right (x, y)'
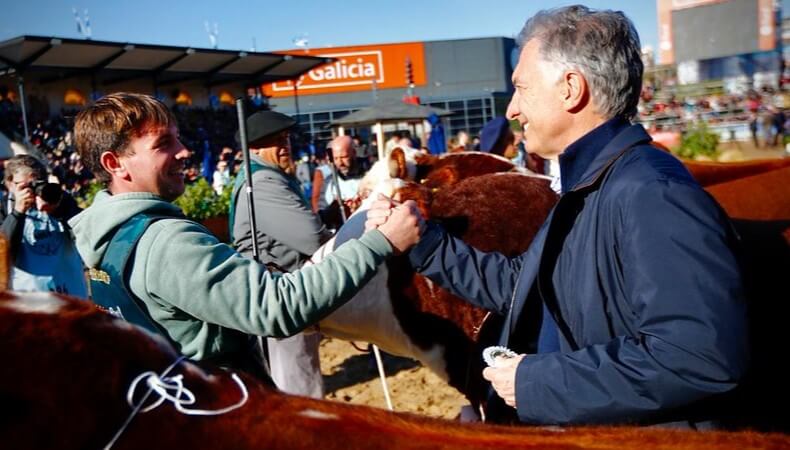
top-left (357, 147), bottom-right (420, 201)
top-left (308, 237), bottom-right (451, 381)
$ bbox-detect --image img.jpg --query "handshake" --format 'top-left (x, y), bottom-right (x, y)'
top-left (364, 194), bottom-right (425, 254)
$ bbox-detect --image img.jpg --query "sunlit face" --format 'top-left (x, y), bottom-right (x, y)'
top-left (255, 131), bottom-right (292, 172)
top-left (116, 124), bottom-right (191, 201)
top-left (506, 39), bottom-right (568, 160)
top-left (332, 144), bottom-right (356, 176)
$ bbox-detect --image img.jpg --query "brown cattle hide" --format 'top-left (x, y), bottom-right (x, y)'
top-left (384, 173), bottom-right (557, 407)
top-left (685, 158), bottom-right (790, 187)
top-left (414, 152), bottom-right (519, 191)
top-left (700, 166), bottom-right (790, 432)
top-left (705, 166), bottom-right (790, 222)
top-left (1, 292), bottom-right (787, 450)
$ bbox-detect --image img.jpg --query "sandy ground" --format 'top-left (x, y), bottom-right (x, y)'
top-left (319, 337), bottom-right (468, 419)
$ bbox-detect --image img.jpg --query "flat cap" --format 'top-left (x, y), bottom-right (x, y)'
top-left (236, 110), bottom-right (296, 145)
top-left (479, 117), bottom-right (509, 153)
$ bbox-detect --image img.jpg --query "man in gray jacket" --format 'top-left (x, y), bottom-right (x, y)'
top-left (230, 110), bottom-right (331, 397)
top-left (70, 92), bottom-right (423, 379)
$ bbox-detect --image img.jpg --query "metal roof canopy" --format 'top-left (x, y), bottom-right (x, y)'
top-left (331, 100), bottom-right (453, 127)
top-left (0, 35), bottom-right (333, 141)
top-left (0, 35), bottom-right (331, 87)
top-left (331, 100), bottom-right (453, 160)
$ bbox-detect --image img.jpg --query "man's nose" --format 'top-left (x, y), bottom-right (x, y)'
top-left (175, 142), bottom-right (192, 160)
top-left (505, 94), bottom-right (520, 121)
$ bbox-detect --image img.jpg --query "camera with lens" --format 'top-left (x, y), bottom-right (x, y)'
top-left (29, 180), bottom-right (63, 205)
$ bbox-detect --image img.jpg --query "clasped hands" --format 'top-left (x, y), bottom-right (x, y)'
top-left (364, 194), bottom-right (424, 254)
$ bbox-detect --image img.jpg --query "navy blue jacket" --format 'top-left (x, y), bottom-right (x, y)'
top-left (409, 119), bottom-right (749, 426)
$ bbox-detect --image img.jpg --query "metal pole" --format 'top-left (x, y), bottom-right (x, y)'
top-left (375, 122), bottom-right (385, 161)
top-left (293, 82), bottom-right (300, 118)
top-left (235, 98), bottom-right (261, 262)
top-left (17, 76), bottom-right (30, 143)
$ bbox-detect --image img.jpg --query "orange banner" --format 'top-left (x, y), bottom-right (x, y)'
top-left (263, 42), bottom-right (426, 98)
top-left (657, 0), bottom-right (674, 65)
top-left (758, 0), bottom-right (776, 51)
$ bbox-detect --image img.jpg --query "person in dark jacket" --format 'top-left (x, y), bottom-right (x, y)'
top-left (367, 5), bottom-right (748, 428)
top-left (231, 111), bottom-right (333, 398)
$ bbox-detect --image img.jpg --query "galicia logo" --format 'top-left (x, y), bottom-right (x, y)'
top-left (309, 57), bottom-right (377, 80)
top-left (271, 50), bottom-right (385, 92)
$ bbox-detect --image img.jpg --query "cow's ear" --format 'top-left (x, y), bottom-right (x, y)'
top-left (423, 166), bottom-right (458, 190)
top-left (388, 147), bottom-right (409, 179)
top-left (413, 153), bottom-right (436, 182)
top-left (414, 153), bottom-right (435, 166)
top-left (394, 182), bottom-right (432, 219)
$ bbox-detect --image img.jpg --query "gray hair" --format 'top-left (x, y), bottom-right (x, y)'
top-left (4, 155), bottom-right (47, 182)
top-left (517, 5), bottom-right (643, 120)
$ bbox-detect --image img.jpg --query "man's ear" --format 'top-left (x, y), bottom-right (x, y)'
top-left (99, 151), bottom-right (128, 180)
top-left (560, 70), bottom-right (589, 113)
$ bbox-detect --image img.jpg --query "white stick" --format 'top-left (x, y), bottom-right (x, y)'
top-left (371, 344), bottom-right (393, 411)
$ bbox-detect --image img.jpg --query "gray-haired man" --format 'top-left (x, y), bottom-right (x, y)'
top-left (368, 5), bottom-right (747, 427)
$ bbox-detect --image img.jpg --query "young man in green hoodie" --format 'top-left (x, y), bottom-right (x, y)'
top-left (69, 92), bottom-right (423, 375)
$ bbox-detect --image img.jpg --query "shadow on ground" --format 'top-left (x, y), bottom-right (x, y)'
top-left (323, 348), bottom-right (420, 394)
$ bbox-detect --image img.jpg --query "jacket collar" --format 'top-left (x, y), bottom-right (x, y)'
top-left (251, 153), bottom-right (282, 172)
top-left (558, 117), bottom-right (652, 193)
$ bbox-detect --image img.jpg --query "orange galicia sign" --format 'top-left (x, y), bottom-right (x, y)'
top-left (262, 42), bottom-right (426, 98)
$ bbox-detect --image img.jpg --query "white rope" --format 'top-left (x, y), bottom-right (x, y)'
top-left (104, 356), bottom-right (248, 450)
top-left (371, 344), bottom-right (393, 411)
top-left (126, 370), bottom-right (248, 416)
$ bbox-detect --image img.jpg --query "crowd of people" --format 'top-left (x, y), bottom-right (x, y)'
top-left (0, 4), bottom-right (774, 431)
top-left (638, 84), bottom-right (788, 149)
top-left (1, 84), bottom-right (786, 205)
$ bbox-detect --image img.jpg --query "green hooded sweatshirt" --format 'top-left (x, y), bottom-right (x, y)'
top-left (69, 190), bottom-right (393, 361)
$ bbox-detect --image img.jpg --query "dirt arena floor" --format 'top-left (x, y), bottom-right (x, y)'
top-left (319, 337), bottom-right (468, 419)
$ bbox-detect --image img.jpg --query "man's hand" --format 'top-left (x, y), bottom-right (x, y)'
top-left (366, 194), bottom-right (424, 254)
top-left (13, 185), bottom-right (34, 214)
top-left (482, 354), bottom-right (525, 408)
top-left (364, 194), bottom-right (396, 231)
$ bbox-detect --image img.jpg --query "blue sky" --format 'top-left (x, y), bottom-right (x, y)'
top-left (2, 1), bottom-right (664, 52)
top-left (3, 1), bottom-right (788, 56)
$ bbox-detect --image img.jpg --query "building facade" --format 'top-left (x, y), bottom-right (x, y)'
top-left (262, 37), bottom-right (517, 144)
top-left (657, 0), bottom-right (783, 91)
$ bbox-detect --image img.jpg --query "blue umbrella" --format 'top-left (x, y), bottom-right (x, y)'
top-left (427, 113), bottom-right (446, 155)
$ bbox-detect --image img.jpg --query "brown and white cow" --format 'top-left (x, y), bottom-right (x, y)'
top-left (315, 152), bottom-right (558, 409)
top-left (1, 291), bottom-right (787, 450)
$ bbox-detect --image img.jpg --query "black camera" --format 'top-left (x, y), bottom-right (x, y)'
top-left (29, 180), bottom-right (63, 205)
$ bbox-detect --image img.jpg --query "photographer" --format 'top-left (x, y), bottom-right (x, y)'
top-left (1, 155), bottom-right (86, 297)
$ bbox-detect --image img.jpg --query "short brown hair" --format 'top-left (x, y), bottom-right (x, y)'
top-left (74, 92), bottom-right (176, 183)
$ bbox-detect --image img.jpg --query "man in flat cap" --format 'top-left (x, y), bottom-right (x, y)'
top-left (230, 110), bottom-right (332, 397)
top-left (479, 117), bottom-right (517, 158)
top-left (70, 92), bottom-right (423, 381)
